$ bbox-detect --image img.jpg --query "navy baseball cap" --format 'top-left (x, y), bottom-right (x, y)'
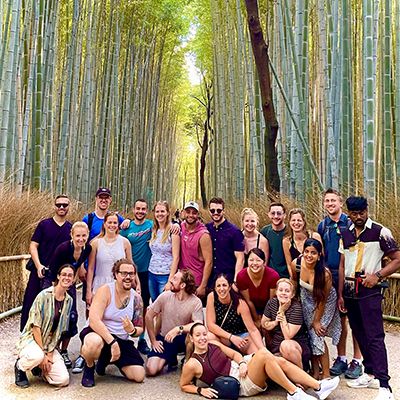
top-left (96, 187), bottom-right (111, 197)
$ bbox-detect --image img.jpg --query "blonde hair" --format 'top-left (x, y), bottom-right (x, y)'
top-left (240, 207), bottom-right (259, 229)
top-left (71, 221), bottom-right (89, 235)
top-left (276, 278), bottom-right (295, 291)
top-left (151, 201), bottom-right (171, 244)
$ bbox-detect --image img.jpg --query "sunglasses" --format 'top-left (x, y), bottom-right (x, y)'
top-left (55, 203), bottom-right (69, 208)
top-left (210, 208), bottom-right (223, 214)
top-left (270, 211), bottom-right (283, 216)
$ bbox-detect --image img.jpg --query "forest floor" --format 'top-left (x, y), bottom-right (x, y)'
top-left (0, 295), bottom-right (399, 400)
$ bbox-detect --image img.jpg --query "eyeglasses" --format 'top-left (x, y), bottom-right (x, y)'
top-left (55, 203), bottom-right (69, 208)
top-left (118, 271), bottom-right (135, 277)
top-left (210, 208), bottom-right (223, 214)
top-left (269, 211), bottom-right (283, 216)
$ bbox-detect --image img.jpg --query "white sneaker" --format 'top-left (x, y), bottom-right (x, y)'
top-left (287, 388), bottom-right (316, 400)
top-left (314, 376), bottom-right (340, 399)
top-left (374, 387), bottom-right (395, 400)
top-left (347, 373), bottom-right (380, 389)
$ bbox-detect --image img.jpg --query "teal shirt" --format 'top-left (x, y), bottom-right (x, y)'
top-left (260, 224), bottom-right (289, 278)
top-left (120, 219), bottom-right (153, 273)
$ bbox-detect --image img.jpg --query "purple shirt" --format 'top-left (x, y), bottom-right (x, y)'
top-left (206, 219), bottom-right (244, 286)
top-left (31, 218), bottom-right (72, 266)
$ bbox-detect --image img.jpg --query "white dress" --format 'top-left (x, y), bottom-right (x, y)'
top-left (92, 236), bottom-right (125, 293)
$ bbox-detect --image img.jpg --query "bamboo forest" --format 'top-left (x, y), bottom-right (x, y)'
top-left (1, 0), bottom-right (400, 209)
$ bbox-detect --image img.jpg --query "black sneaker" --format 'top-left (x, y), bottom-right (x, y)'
top-left (15, 361), bottom-right (29, 388)
top-left (137, 338), bottom-right (150, 355)
top-left (81, 364), bottom-right (95, 387)
top-left (61, 350), bottom-right (72, 369)
top-left (95, 352), bottom-right (108, 376)
top-left (31, 366), bottom-right (42, 377)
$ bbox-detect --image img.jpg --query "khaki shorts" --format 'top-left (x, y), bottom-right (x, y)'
top-left (229, 354), bottom-right (267, 397)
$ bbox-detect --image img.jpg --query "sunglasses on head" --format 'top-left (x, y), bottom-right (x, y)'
top-left (210, 208), bottom-right (223, 214)
top-left (55, 203), bottom-right (69, 208)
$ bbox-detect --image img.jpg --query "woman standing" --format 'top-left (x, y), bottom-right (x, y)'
top-left (282, 208), bottom-right (321, 280)
top-left (86, 212), bottom-right (134, 305)
top-left (44, 221), bottom-right (92, 368)
top-left (181, 322), bottom-right (340, 400)
top-left (241, 208), bottom-right (269, 258)
top-left (262, 278), bottom-right (311, 368)
top-left (15, 264), bottom-right (77, 388)
top-left (236, 248), bottom-right (279, 326)
top-left (292, 238), bottom-right (341, 379)
top-left (206, 274), bottom-right (264, 355)
top-left (148, 201), bottom-right (180, 301)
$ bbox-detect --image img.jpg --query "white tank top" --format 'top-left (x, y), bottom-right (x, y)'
top-left (103, 282), bottom-right (135, 340)
top-left (93, 235), bottom-right (125, 292)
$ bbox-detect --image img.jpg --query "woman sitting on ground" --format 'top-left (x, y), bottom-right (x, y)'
top-left (180, 322), bottom-right (339, 400)
top-left (291, 238), bottom-right (341, 379)
top-left (282, 208), bottom-right (321, 281)
top-left (236, 248), bottom-right (279, 327)
top-left (15, 264), bottom-right (77, 388)
top-left (262, 278), bottom-right (311, 369)
top-left (206, 274), bottom-right (264, 354)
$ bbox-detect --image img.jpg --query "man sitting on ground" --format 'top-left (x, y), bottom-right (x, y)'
top-left (146, 270), bottom-right (203, 376)
top-left (80, 259), bottom-right (145, 387)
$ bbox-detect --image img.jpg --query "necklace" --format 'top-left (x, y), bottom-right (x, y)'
top-left (196, 351), bottom-right (208, 363)
top-left (55, 299), bottom-right (64, 314)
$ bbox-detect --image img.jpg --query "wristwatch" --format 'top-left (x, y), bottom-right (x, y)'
top-left (178, 325), bottom-right (184, 335)
top-left (375, 270), bottom-right (384, 282)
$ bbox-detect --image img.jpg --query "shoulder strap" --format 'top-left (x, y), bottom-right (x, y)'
top-left (87, 212), bottom-right (95, 232)
top-left (220, 301), bottom-right (233, 328)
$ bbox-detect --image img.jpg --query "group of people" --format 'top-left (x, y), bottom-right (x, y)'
top-left (14, 188), bottom-right (399, 400)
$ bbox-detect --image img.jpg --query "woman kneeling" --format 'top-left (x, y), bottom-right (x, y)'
top-left (180, 322), bottom-right (339, 400)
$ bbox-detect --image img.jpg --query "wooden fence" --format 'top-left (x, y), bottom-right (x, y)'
top-left (1, 255), bottom-right (400, 321)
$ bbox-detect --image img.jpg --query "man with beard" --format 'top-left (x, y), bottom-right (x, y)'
top-left (145, 270), bottom-right (203, 376)
top-left (179, 201), bottom-right (212, 299)
top-left (260, 202), bottom-right (289, 278)
top-left (20, 195), bottom-right (72, 332)
top-left (80, 259), bottom-right (145, 387)
top-left (206, 197), bottom-right (245, 289)
top-left (338, 196), bottom-right (400, 400)
top-left (318, 189), bottom-right (362, 379)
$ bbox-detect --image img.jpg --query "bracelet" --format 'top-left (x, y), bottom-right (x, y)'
top-left (108, 338), bottom-right (117, 346)
top-left (128, 327), bottom-right (137, 337)
top-left (239, 360), bottom-right (246, 366)
top-left (229, 333), bottom-right (233, 342)
top-left (197, 387), bottom-right (202, 396)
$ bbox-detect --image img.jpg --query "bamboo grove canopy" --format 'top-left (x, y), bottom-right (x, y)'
top-left (1, 0), bottom-right (400, 208)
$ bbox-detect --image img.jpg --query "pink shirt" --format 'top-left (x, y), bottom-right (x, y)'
top-left (179, 221), bottom-right (209, 286)
top-left (236, 266), bottom-right (279, 312)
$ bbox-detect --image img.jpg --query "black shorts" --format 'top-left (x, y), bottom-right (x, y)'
top-left (147, 334), bottom-right (186, 366)
top-left (138, 271), bottom-right (150, 308)
top-left (80, 327), bottom-right (144, 370)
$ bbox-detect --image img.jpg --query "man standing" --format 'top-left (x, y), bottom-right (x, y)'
top-left (145, 270), bottom-right (203, 376)
top-left (83, 187), bottom-right (125, 241)
top-left (80, 259), bottom-right (145, 387)
top-left (206, 197), bottom-right (244, 288)
top-left (260, 202), bottom-right (289, 278)
top-left (179, 201), bottom-right (212, 298)
top-left (318, 189), bottom-right (362, 379)
top-left (20, 195), bottom-right (72, 332)
top-left (120, 199), bottom-right (153, 355)
top-left (338, 196), bottom-right (400, 400)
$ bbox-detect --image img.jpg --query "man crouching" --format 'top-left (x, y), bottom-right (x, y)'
top-left (80, 258), bottom-right (145, 387)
